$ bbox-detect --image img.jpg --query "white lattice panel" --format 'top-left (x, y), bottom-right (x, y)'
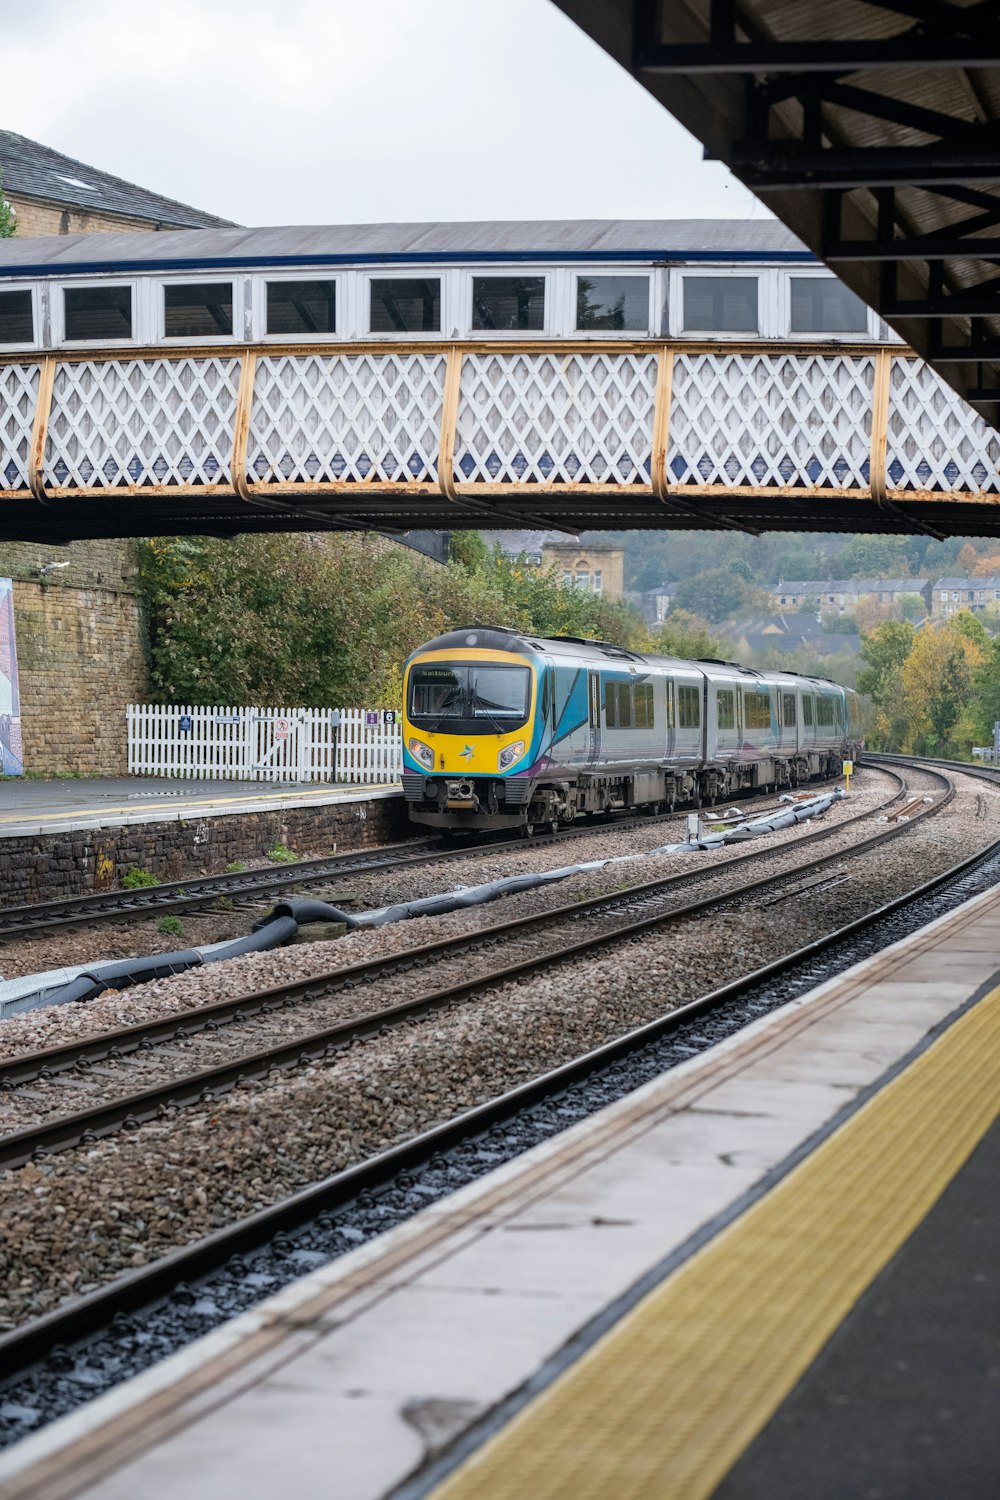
top-left (247, 354), bottom-right (446, 485)
top-left (668, 353), bottom-right (874, 489)
top-left (0, 363), bottom-right (39, 491)
top-left (887, 359), bottom-right (1000, 493)
top-left (44, 358), bottom-right (241, 489)
top-left (452, 352), bottom-right (657, 486)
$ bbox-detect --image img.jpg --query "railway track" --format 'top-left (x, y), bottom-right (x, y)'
top-left (0, 763), bottom-right (929, 1165)
top-left (0, 797), bottom-right (784, 943)
top-left (3, 758), bottom-right (997, 1389)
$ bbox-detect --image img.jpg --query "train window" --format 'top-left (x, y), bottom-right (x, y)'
top-left (266, 279), bottom-right (336, 335)
top-left (576, 275), bottom-right (649, 331)
top-left (472, 277), bottom-right (545, 331)
top-left (816, 696), bottom-right (835, 727)
top-left (64, 285), bottom-right (132, 341)
top-left (370, 278), bottom-right (440, 333)
top-left (678, 685), bottom-right (700, 728)
top-left (683, 276), bottom-right (758, 333)
top-left (790, 277), bottom-right (868, 334)
top-left (665, 681), bottom-right (675, 729)
top-left (164, 283), bottom-right (233, 338)
top-left (717, 689), bottom-right (735, 730)
top-left (782, 693), bottom-right (797, 727)
top-left (743, 689), bottom-right (771, 730)
top-left (540, 671), bottom-right (550, 724)
top-left (803, 695), bottom-right (814, 726)
top-left (635, 682), bottom-right (654, 728)
top-left (617, 682), bottom-right (632, 728)
top-left (0, 289), bottom-right (33, 344)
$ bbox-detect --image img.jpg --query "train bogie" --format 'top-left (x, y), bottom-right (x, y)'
top-left (401, 628), bottom-right (862, 833)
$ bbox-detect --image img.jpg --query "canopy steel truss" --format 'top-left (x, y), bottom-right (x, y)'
top-left (556, 0), bottom-right (1000, 421)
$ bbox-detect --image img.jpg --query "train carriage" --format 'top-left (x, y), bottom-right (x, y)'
top-left (401, 627), bottom-right (862, 834)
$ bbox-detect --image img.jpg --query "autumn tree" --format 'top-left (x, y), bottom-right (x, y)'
top-left (899, 619), bottom-right (984, 755)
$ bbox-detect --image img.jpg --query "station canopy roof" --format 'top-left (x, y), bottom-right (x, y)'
top-left (555, 0), bottom-right (1000, 424)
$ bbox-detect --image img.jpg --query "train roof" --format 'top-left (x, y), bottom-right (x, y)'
top-left (0, 218), bottom-right (812, 279)
top-left (407, 629), bottom-right (853, 693)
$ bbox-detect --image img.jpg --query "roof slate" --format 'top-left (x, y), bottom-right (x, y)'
top-left (0, 217), bottom-right (809, 275)
top-left (0, 129), bottom-right (234, 230)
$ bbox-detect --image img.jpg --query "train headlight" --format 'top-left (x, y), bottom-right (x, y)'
top-left (408, 737), bottom-right (434, 770)
top-left (498, 740), bottom-right (525, 771)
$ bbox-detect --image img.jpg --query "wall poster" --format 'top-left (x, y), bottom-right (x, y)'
top-left (0, 579), bottom-right (23, 775)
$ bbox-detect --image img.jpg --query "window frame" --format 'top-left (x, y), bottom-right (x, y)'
top-left (158, 277), bottom-right (240, 343)
top-left (781, 269), bottom-right (874, 342)
top-left (574, 271), bottom-right (653, 336)
top-left (257, 271), bottom-right (342, 342)
top-left (366, 271), bottom-right (445, 339)
top-left (469, 272), bottom-right (548, 336)
top-left (672, 267), bottom-right (763, 339)
top-left (677, 683), bottom-right (701, 729)
top-left (743, 687), bottom-right (772, 731)
top-left (57, 279), bottom-right (137, 347)
top-left (717, 687), bottom-right (736, 731)
top-left (0, 282), bottom-right (40, 351)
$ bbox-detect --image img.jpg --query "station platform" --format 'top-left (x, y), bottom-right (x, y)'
top-left (0, 776), bottom-right (401, 839)
top-left (1, 884), bottom-right (998, 1500)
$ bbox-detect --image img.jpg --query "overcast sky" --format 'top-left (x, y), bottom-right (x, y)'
top-left (1, 0), bottom-right (768, 228)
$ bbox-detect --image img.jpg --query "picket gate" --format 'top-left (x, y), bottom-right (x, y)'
top-left (127, 705), bottom-right (402, 783)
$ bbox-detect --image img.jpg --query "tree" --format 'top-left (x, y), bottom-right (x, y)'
top-left (899, 622), bottom-right (984, 755)
top-left (896, 592), bottom-right (927, 621)
top-left (0, 168), bottom-right (15, 238)
top-left (649, 610), bottom-right (726, 661)
top-left (838, 535), bottom-right (912, 577)
top-left (856, 620), bottom-right (914, 749)
top-left (669, 567), bottom-right (755, 623)
top-left (957, 541), bottom-right (978, 575)
top-left (728, 557), bottom-right (753, 582)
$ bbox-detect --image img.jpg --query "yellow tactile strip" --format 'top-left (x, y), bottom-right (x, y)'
top-left (429, 984), bottom-right (1000, 1500)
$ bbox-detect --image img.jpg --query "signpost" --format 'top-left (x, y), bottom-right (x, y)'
top-left (842, 758), bottom-right (853, 792)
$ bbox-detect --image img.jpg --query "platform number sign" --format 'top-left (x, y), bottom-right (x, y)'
top-left (382, 710), bottom-right (396, 726)
top-left (366, 711), bottom-right (379, 727)
top-left (179, 714), bottom-right (192, 733)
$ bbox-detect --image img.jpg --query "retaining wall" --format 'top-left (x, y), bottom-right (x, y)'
top-left (0, 794), bottom-right (409, 906)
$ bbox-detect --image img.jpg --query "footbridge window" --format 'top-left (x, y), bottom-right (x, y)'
top-left (0, 289), bottom-right (33, 345)
top-left (63, 284), bottom-right (133, 342)
top-left (266, 279), bottom-right (337, 336)
top-left (576, 275), bottom-right (649, 331)
top-left (682, 276), bottom-right (758, 334)
top-left (472, 276), bottom-right (544, 331)
top-left (790, 277), bottom-right (868, 334)
top-left (163, 283), bottom-right (234, 338)
top-left (370, 278), bottom-right (440, 333)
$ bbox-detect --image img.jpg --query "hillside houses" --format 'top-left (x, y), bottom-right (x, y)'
top-left (772, 578), bottom-right (933, 614)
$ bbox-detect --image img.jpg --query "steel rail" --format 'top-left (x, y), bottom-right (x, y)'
top-left (0, 767), bottom-right (942, 1168)
top-left (0, 767), bottom-right (910, 1091)
top-left (0, 807), bottom-right (695, 940)
top-left (1, 762), bottom-right (994, 1381)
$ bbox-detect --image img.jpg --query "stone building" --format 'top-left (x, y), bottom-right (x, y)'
top-left (772, 577), bottom-right (932, 615)
top-left (0, 129), bottom-right (232, 236)
top-left (931, 576), bottom-right (1000, 618)
top-left (481, 531), bottom-right (625, 602)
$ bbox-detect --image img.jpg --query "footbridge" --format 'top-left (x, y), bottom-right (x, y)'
top-left (2, 220), bottom-right (1000, 540)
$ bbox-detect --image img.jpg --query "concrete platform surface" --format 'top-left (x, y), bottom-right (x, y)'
top-left (1, 884), bottom-right (998, 1500)
top-left (0, 777), bottom-right (400, 837)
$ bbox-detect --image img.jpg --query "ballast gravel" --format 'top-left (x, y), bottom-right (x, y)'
top-left (0, 770), bottom-right (891, 1061)
top-left (0, 766), bottom-right (996, 1331)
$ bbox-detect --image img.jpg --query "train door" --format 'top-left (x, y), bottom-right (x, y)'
top-left (588, 670), bottom-right (601, 763)
top-left (664, 677), bottom-right (676, 760)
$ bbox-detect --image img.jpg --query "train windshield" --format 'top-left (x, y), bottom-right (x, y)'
top-left (409, 663), bottom-right (531, 726)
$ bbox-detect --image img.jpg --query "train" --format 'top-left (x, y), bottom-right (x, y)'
top-left (401, 627), bottom-right (863, 834)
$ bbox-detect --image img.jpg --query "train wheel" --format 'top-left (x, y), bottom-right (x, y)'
top-left (522, 821), bottom-right (535, 840)
top-left (548, 819), bottom-right (560, 836)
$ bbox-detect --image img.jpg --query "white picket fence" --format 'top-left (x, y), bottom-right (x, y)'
top-left (127, 704), bottom-right (402, 784)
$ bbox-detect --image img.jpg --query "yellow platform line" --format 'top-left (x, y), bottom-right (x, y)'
top-left (429, 985), bottom-right (1000, 1500)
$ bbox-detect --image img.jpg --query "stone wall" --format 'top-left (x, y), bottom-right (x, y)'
top-left (0, 795), bottom-right (409, 906)
top-left (0, 539), bottom-right (148, 776)
top-left (6, 195), bottom-right (184, 237)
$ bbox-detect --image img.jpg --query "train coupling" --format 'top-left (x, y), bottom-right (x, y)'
top-left (445, 779), bottom-right (480, 811)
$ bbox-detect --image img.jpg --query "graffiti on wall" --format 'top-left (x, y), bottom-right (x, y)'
top-left (0, 579), bottom-right (23, 775)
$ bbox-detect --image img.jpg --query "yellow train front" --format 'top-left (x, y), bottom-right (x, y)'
top-left (401, 627), bottom-right (546, 832)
